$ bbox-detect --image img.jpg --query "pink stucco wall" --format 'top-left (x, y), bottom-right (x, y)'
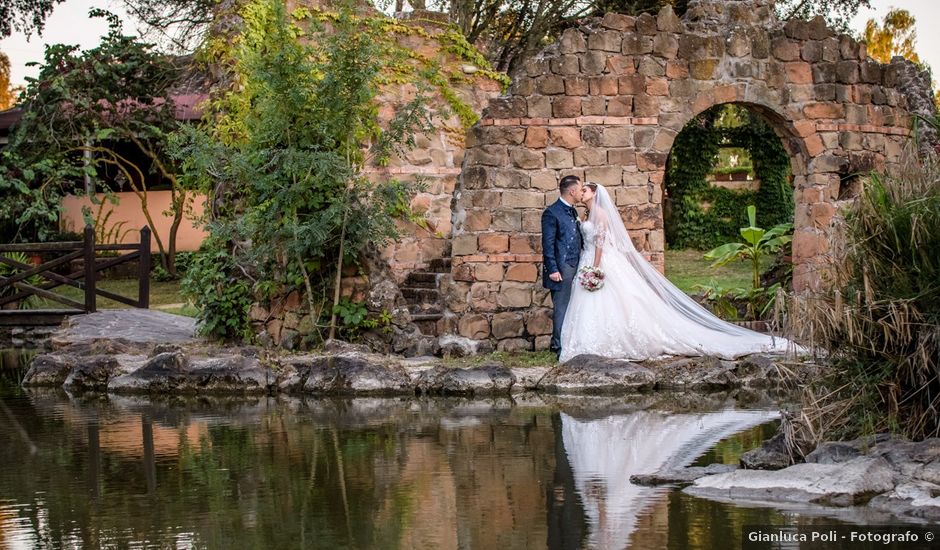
top-left (60, 191), bottom-right (208, 252)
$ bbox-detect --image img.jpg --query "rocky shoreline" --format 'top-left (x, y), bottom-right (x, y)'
top-left (22, 337), bottom-right (817, 397)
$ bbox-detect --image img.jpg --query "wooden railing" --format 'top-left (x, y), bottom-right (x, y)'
top-left (0, 225), bottom-right (151, 325)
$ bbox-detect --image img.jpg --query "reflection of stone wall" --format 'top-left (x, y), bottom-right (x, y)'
top-left (445, 0), bottom-right (921, 349)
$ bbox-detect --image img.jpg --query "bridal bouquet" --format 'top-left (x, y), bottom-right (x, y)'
top-left (577, 266), bottom-right (605, 292)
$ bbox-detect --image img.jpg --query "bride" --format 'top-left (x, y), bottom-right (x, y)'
top-left (558, 182), bottom-right (799, 363)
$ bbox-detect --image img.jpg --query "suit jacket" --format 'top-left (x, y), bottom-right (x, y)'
top-left (541, 199), bottom-right (583, 290)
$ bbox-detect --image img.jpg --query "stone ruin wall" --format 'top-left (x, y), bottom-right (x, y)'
top-left (251, 11), bottom-right (502, 348)
top-left (441, 0), bottom-right (922, 352)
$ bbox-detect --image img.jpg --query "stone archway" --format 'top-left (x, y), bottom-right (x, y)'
top-left (445, 0), bottom-right (918, 350)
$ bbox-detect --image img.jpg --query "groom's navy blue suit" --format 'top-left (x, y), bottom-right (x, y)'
top-left (542, 198), bottom-right (583, 354)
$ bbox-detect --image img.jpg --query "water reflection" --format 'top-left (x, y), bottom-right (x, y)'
top-left (559, 410), bottom-right (776, 549)
top-left (0, 366), bottom-right (863, 550)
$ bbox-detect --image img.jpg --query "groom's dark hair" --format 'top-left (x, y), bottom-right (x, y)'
top-left (559, 175), bottom-right (581, 195)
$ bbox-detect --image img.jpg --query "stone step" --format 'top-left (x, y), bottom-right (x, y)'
top-left (406, 271), bottom-right (439, 284)
top-left (411, 313), bottom-right (443, 322)
top-left (426, 258), bottom-right (452, 273)
top-left (403, 273), bottom-right (438, 289)
top-left (401, 287), bottom-right (439, 303)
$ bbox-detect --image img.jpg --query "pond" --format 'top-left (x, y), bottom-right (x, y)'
top-left (0, 350), bottom-right (891, 549)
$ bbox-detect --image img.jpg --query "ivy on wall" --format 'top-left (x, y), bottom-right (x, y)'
top-left (665, 104), bottom-right (794, 250)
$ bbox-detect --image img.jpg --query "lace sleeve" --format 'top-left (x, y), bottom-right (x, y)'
top-left (594, 218), bottom-right (608, 249)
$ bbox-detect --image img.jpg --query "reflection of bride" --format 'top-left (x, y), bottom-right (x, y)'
top-left (559, 182), bottom-right (800, 363)
top-left (561, 409), bottom-right (776, 549)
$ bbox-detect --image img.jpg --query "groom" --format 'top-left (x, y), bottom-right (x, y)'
top-left (541, 175), bottom-right (584, 359)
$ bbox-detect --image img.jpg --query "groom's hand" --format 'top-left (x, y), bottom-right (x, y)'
top-left (549, 272), bottom-right (562, 282)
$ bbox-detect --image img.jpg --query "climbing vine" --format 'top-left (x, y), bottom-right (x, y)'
top-left (665, 104), bottom-right (794, 250)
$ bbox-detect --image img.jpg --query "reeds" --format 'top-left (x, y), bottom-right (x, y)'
top-left (783, 137), bottom-right (940, 443)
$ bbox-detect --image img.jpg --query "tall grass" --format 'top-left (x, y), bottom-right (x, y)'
top-left (785, 135), bottom-right (940, 443)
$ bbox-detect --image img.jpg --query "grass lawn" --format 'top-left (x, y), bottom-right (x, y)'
top-left (28, 279), bottom-right (198, 317)
top-left (664, 249), bottom-right (774, 293)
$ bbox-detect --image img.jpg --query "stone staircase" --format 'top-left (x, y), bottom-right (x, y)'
top-left (401, 258), bottom-right (450, 337)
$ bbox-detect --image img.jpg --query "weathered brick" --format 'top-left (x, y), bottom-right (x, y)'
top-left (527, 95), bottom-right (553, 118)
top-left (581, 51), bottom-right (608, 75)
top-left (549, 127), bottom-right (582, 149)
top-left (652, 32), bottom-right (679, 58)
top-left (558, 28), bottom-right (587, 54)
top-left (575, 147), bottom-right (609, 166)
top-left (497, 282), bottom-right (532, 307)
top-left (633, 95), bottom-right (660, 117)
top-left (510, 235), bottom-right (539, 254)
top-left (525, 308), bottom-right (553, 336)
top-left (505, 263), bottom-right (539, 283)
top-left (537, 75), bottom-right (565, 95)
top-left (588, 30), bottom-right (622, 52)
top-left (689, 59), bottom-right (718, 79)
top-left (601, 12), bottom-right (635, 31)
top-left (803, 102), bottom-right (845, 119)
top-left (545, 147), bottom-right (575, 169)
top-left (550, 55), bottom-right (581, 76)
top-left (525, 126), bottom-right (549, 148)
top-left (564, 76), bottom-right (590, 96)
top-left (646, 77), bottom-right (669, 95)
top-left (464, 209), bottom-right (494, 231)
top-left (492, 311), bottom-right (525, 338)
top-left (458, 314), bottom-right (490, 339)
top-left (622, 34), bottom-right (653, 55)
top-left (452, 235), bottom-right (478, 256)
top-left (585, 165), bottom-right (622, 186)
top-left (502, 190), bottom-right (544, 208)
top-left (474, 262), bottom-right (505, 281)
top-left (607, 148), bottom-right (636, 166)
top-left (607, 96), bottom-right (633, 116)
top-left (509, 147), bottom-right (544, 169)
top-left (785, 62), bottom-right (813, 84)
top-left (552, 96), bottom-right (582, 118)
top-left (589, 76), bottom-right (620, 96)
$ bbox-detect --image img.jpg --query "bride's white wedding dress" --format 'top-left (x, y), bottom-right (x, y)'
top-left (559, 184), bottom-right (797, 363)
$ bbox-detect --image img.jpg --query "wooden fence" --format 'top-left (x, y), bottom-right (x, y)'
top-left (0, 225), bottom-right (151, 325)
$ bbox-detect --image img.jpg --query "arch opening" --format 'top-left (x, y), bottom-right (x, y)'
top-left (661, 102), bottom-right (799, 320)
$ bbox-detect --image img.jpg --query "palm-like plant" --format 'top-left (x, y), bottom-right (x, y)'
top-left (704, 205), bottom-right (793, 290)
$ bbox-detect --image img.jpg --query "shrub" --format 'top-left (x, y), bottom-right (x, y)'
top-left (787, 143), bottom-right (940, 441)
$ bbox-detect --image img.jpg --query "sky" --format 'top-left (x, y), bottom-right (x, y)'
top-left (1, 0), bottom-right (939, 86)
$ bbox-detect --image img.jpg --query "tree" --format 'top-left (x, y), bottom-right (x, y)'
top-left (0, 11), bottom-right (190, 274)
top-left (176, 0), bottom-right (432, 341)
top-left (0, 0), bottom-right (66, 37)
top-left (775, 0), bottom-right (871, 32)
top-left (864, 8), bottom-right (919, 64)
top-left (0, 51), bottom-right (15, 109)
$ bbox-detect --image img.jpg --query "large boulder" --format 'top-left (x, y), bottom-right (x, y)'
top-left (23, 339), bottom-right (148, 388)
top-left (686, 456), bottom-right (898, 506)
top-left (416, 363), bottom-right (516, 396)
top-left (740, 431), bottom-right (793, 470)
top-left (868, 481), bottom-right (940, 521)
top-left (51, 310), bottom-right (197, 347)
top-left (653, 356), bottom-right (738, 390)
top-left (300, 353), bottom-right (414, 396)
top-left (538, 355), bottom-right (655, 394)
top-left (631, 464), bottom-right (738, 486)
top-left (22, 353), bottom-right (76, 386)
top-left (108, 351), bottom-right (273, 394)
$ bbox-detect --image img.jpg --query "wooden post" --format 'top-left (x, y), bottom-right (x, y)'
top-left (138, 226), bottom-right (151, 309)
top-left (83, 224), bottom-right (96, 313)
